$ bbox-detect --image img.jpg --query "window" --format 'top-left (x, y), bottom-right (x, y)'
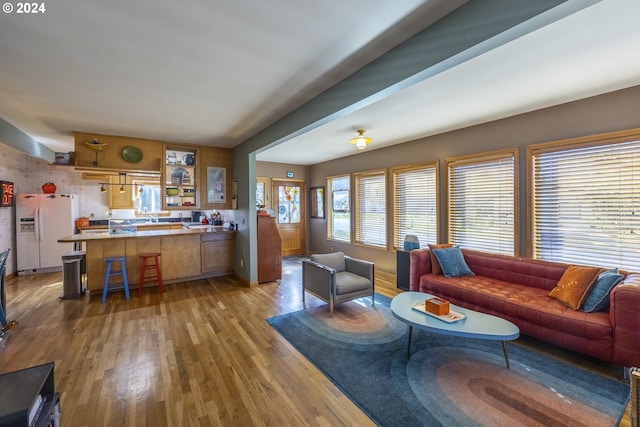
top-left (447, 150), bottom-right (517, 255)
top-left (392, 163), bottom-right (438, 249)
top-left (355, 170), bottom-right (387, 248)
top-left (530, 133), bottom-right (640, 271)
top-left (135, 181), bottom-right (163, 214)
top-left (327, 175), bottom-right (350, 241)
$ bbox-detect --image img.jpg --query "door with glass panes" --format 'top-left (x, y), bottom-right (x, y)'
top-left (272, 179), bottom-right (305, 256)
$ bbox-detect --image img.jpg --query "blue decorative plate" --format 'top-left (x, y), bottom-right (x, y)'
top-left (279, 205), bottom-right (286, 214)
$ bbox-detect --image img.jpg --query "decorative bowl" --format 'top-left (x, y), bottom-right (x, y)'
top-left (166, 187), bottom-right (179, 196)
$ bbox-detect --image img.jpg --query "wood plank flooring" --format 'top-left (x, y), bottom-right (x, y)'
top-left (0, 259), bottom-right (630, 426)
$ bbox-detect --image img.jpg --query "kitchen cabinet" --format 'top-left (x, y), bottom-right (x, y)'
top-left (163, 145), bottom-right (198, 209)
top-left (201, 233), bottom-right (233, 275)
top-left (108, 174), bottom-right (134, 209)
top-left (257, 215), bottom-right (282, 283)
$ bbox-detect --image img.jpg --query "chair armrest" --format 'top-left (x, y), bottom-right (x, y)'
top-left (410, 249), bottom-right (431, 291)
top-left (344, 256), bottom-right (374, 281)
top-left (302, 259), bottom-right (335, 300)
top-left (610, 274), bottom-right (640, 366)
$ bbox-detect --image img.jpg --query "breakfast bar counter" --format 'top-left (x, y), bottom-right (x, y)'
top-left (59, 227), bottom-right (235, 294)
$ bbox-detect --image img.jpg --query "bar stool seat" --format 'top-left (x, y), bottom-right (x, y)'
top-left (138, 253), bottom-right (164, 296)
top-left (102, 256), bottom-right (130, 303)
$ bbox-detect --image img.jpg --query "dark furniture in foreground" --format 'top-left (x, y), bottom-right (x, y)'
top-left (0, 361), bottom-right (60, 426)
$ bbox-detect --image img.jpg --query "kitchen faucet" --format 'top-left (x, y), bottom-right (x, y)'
top-left (147, 214), bottom-right (159, 223)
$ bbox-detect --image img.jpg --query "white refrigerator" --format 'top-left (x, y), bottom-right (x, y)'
top-left (16, 193), bottom-right (79, 274)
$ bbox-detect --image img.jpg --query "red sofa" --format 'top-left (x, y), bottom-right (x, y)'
top-left (409, 248), bottom-right (640, 367)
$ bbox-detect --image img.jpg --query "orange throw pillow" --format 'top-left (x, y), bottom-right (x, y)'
top-left (549, 265), bottom-right (603, 310)
top-left (428, 243), bottom-right (453, 275)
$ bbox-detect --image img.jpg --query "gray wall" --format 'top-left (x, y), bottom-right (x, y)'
top-left (307, 85), bottom-right (640, 273)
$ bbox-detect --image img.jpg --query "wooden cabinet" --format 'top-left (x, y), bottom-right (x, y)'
top-left (201, 233), bottom-right (234, 275)
top-left (163, 145), bottom-right (198, 209)
top-left (108, 174), bottom-right (134, 209)
top-left (257, 215), bottom-right (282, 283)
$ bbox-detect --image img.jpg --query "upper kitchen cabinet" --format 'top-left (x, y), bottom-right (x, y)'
top-left (199, 146), bottom-right (233, 210)
top-left (73, 132), bottom-right (163, 173)
top-left (163, 144), bottom-right (199, 209)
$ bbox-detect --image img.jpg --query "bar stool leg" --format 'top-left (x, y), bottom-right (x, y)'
top-left (101, 260), bottom-right (112, 304)
top-left (121, 260), bottom-right (130, 300)
top-left (138, 257), bottom-right (147, 297)
top-left (156, 255), bottom-right (164, 293)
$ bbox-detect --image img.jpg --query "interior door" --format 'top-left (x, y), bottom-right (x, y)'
top-left (272, 180), bottom-right (305, 256)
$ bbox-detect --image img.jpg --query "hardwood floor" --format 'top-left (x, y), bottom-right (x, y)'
top-left (0, 259), bottom-right (630, 426)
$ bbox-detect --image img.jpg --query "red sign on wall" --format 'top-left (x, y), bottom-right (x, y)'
top-left (0, 181), bottom-right (14, 207)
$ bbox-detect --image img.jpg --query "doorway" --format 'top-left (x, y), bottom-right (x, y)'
top-left (272, 179), bottom-right (306, 256)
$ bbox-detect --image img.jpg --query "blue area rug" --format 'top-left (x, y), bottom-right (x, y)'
top-left (268, 294), bottom-right (629, 427)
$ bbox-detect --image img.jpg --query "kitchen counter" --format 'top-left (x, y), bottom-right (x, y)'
top-left (59, 227), bottom-right (236, 295)
top-left (60, 226), bottom-right (232, 242)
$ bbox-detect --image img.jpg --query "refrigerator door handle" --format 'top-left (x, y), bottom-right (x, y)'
top-left (36, 206), bottom-right (43, 241)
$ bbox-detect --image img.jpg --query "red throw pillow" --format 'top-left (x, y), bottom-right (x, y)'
top-left (428, 243), bottom-right (453, 275)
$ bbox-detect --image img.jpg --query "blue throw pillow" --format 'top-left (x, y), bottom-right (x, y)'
top-left (582, 268), bottom-right (624, 312)
top-left (432, 247), bottom-right (474, 278)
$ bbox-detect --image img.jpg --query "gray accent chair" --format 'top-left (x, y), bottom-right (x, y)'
top-left (302, 252), bottom-right (375, 315)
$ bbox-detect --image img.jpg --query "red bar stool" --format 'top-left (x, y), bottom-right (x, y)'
top-left (138, 253), bottom-right (164, 296)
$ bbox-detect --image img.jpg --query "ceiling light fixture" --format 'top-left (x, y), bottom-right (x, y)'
top-left (350, 129), bottom-right (372, 150)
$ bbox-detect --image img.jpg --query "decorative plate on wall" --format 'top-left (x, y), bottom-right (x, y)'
top-left (122, 146), bottom-right (143, 163)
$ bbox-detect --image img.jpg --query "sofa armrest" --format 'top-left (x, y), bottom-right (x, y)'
top-left (610, 274), bottom-right (640, 366)
top-left (345, 256), bottom-right (374, 282)
top-left (302, 259), bottom-right (335, 300)
top-left (409, 249), bottom-right (432, 291)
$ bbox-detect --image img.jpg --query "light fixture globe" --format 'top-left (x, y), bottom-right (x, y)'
top-left (350, 129), bottom-right (372, 150)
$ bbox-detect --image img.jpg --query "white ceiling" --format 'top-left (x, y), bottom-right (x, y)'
top-left (1, 0), bottom-right (640, 165)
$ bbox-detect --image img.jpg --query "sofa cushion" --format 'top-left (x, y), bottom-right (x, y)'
top-left (428, 243), bottom-right (453, 275)
top-left (335, 271), bottom-right (371, 295)
top-left (432, 247), bottom-right (474, 278)
top-left (311, 252), bottom-right (345, 272)
top-left (549, 265), bottom-right (602, 310)
top-left (582, 268), bottom-right (624, 313)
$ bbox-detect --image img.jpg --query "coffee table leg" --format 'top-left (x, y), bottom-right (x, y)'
top-left (502, 341), bottom-right (510, 369)
top-left (406, 325), bottom-right (413, 359)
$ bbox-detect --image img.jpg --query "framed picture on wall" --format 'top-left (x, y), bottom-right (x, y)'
top-left (207, 167), bottom-right (226, 203)
top-left (310, 186), bottom-right (324, 218)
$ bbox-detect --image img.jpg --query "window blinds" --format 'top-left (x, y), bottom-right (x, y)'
top-left (393, 164), bottom-right (437, 249)
top-left (448, 153), bottom-right (516, 255)
top-left (532, 140), bottom-right (640, 271)
top-left (355, 170), bottom-right (386, 248)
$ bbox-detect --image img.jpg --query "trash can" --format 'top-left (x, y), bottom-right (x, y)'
top-left (61, 251), bottom-right (86, 299)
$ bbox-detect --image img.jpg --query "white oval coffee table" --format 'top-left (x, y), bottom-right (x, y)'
top-left (391, 291), bottom-right (520, 368)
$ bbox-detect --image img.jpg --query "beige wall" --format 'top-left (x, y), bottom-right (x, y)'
top-left (308, 85), bottom-right (640, 274)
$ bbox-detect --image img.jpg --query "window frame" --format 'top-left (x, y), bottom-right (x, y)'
top-left (446, 148), bottom-right (519, 255)
top-left (527, 129), bottom-right (640, 270)
top-left (391, 162), bottom-right (439, 250)
top-left (326, 174), bottom-right (351, 242)
top-left (354, 169), bottom-right (388, 250)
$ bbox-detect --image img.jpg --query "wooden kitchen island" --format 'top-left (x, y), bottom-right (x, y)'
top-left (58, 227), bottom-right (235, 295)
